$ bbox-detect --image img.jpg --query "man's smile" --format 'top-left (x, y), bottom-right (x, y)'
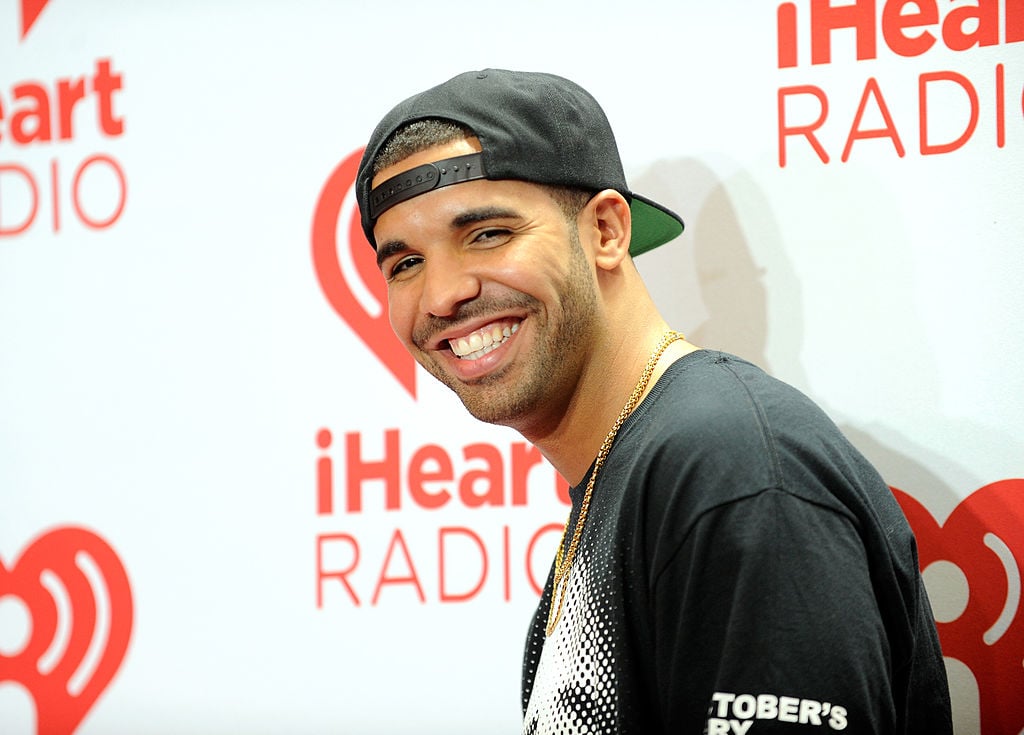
top-left (447, 319), bottom-right (521, 360)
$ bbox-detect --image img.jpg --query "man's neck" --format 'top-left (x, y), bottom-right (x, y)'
top-left (520, 326), bottom-right (699, 486)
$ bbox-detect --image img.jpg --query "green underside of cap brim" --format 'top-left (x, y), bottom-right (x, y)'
top-left (629, 197), bottom-right (685, 256)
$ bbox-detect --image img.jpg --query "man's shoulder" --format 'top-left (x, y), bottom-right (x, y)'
top-left (656, 350), bottom-right (824, 419)
top-left (625, 350), bottom-right (833, 458)
top-left (610, 350), bottom-right (875, 515)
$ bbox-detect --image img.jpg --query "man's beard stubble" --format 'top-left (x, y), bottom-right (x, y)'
top-left (413, 232), bottom-right (599, 429)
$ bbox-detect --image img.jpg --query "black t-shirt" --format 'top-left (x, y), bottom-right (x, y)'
top-left (522, 351), bottom-right (952, 734)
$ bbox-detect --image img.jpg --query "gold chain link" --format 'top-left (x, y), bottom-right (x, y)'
top-left (546, 330), bottom-right (685, 636)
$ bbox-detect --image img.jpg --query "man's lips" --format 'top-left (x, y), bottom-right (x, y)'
top-left (441, 318), bottom-right (521, 360)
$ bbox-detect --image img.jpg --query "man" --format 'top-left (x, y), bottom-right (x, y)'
top-left (355, 69), bottom-right (952, 734)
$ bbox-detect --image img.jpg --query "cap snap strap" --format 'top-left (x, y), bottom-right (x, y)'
top-left (368, 152), bottom-right (486, 220)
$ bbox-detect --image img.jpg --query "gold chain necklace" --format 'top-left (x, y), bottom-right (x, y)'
top-left (545, 330), bottom-right (685, 636)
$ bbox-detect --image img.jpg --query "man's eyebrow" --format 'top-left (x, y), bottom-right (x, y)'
top-left (376, 206), bottom-right (523, 269)
top-left (451, 206), bottom-right (522, 228)
top-left (376, 239), bottom-right (408, 269)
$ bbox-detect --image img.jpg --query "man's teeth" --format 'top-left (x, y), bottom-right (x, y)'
top-left (451, 323), bottom-right (519, 360)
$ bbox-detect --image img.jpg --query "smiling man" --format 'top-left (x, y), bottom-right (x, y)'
top-left (354, 69), bottom-right (952, 734)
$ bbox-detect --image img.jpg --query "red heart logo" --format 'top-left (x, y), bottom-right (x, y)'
top-left (0, 526), bottom-right (133, 734)
top-left (893, 479), bottom-right (1024, 735)
top-left (311, 148), bottom-right (417, 398)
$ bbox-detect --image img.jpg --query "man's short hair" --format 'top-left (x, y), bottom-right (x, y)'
top-left (372, 118), bottom-right (593, 223)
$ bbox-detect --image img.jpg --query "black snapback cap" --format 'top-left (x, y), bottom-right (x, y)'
top-left (355, 69), bottom-right (684, 256)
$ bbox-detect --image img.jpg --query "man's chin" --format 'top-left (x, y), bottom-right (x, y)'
top-left (455, 380), bottom-right (538, 428)
top-left (454, 386), bottom-right (525, 427)
top-left (420, 357), bottom-right (540, 426)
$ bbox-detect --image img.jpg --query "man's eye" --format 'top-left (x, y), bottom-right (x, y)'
top-left (388, 256), bottom-right (423, 279)
top-left (474, 228), bottom-right (512, 245)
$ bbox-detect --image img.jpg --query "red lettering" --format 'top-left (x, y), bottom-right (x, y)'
top-left (408, 444), bottom-right (453, 509)
top-left (325, 429), bottom-right (566, 513)
top-left (881, 0), bottom-right (938, 56)
top-left (316, 524), bottom-right (559, 607)
top-left (317, 533), bottom-right (360, 607)
top-left (778, 2), bottom-right (799, 68)
top-left (345, 429), bottom-right (401, 512)
top-left (0, 58), bottom-right (125, 149)
top-left (511, 442), bottom-right (569, 505)
top-left (811, 0), bottom-right (877, 65)
top-left (372, 529), bottom-right (425, 604)
top-left (842, 76), bottom-right (905, 161)
top-left (93, 59), bottom-right (124, 137)
top-left (503, 525), bottom-right (511, 601)
top-left (778, 85), bottom-right (831, 166)
top-left (1009, 0), bottom-right (1024, 42)
top-left (0, 164), bottom-right (39, 235)
top-left (511, 442), bottom-right (543, 505)
top-left (919, 71), bottom-right (979, 155)
top-left (11, 83), bottom-right (51, 144)
top-left (460, 443), bottom-right (503, 507)
top-left (943, 0), bottom-right (999, 51)
top-left (780, 0), bottom-right (1021, 66)
top-left (71, 154), bottom-right (127, 229)
top-left (56, 78), bottom-right (86, 140)
top-left (996, 64), bottom-right (1005, 148)
top-left (2, 59), bottom-right (125, 147)
top-left (317, 427), bottom-right (568, 604)
top-left (317, 429), bottom-right (333, 514)
top-left (438, 527), bottom-right (488, 602)
top-left (0, 155), bottom-right (127, 237)
top-left (50, 159), bottom-right (59, 231)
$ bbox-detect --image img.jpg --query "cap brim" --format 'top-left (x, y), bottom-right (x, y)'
top-left (629, 194), bottom-right (684, 256)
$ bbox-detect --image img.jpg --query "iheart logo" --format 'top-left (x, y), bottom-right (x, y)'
top-left (312, 148), bottom-right (416, 398)
top-left (0, 526), bottom-right (133, 734)
top-left (893, 479), bottom-right (1024, 735)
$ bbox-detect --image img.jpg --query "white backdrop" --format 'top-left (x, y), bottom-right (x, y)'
top-left (1, 1), bottom-right (1022, 733)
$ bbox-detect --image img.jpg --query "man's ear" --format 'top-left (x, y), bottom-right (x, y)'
top-left (581, 189), bottom-right (632, 272)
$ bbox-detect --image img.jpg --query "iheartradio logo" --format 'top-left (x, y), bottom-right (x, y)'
top-left (312, 149), bottom-right (416, 398)
top-left (0, 526), bottom-right (133, 734)
top-left (894, 479), bottom-right (1024, 734)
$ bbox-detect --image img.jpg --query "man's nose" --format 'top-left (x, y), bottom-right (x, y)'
top-left (419, 254), bottom-right (481, 317)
